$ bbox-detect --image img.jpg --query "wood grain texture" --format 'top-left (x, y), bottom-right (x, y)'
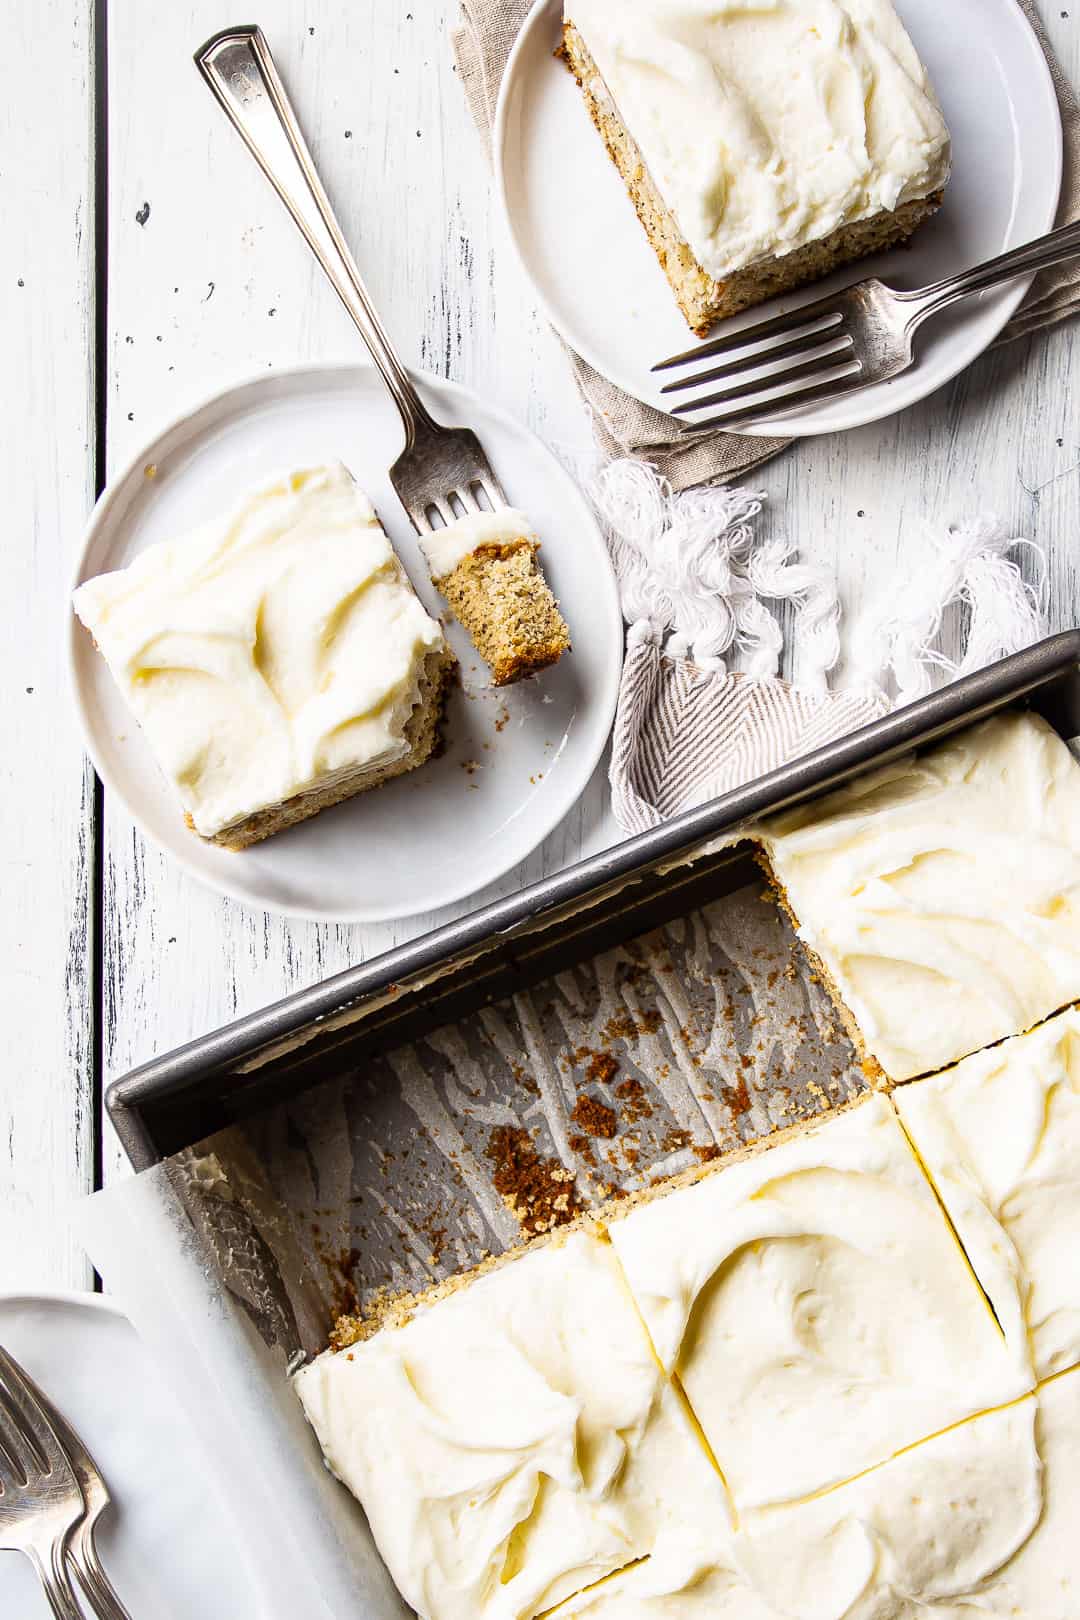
top-left (769, 3), bottom-right (1080, 688)
top-left (99, 0), bottom-right (1080, 1201)
top-left (0, 0), bottom-right (97, 1288)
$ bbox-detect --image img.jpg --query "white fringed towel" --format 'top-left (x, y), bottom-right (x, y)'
top-left (598, 461), bottom-right (1048, 836)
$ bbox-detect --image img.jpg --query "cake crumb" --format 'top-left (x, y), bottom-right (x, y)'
top-left (573, 1047), bottom-right (619, 1085)
top-left (572, 1094), bottom-right (618, 1139)
top-left (614, 1077), bottom-right (653, 1123)
top-left (485, 1125), bottom-right (582, 1236)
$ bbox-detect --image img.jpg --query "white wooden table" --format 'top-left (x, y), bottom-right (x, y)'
top-left (4, 1), bottom-right (1079, 1293)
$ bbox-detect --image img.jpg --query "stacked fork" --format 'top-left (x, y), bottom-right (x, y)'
top-left (655, 218), bottom-right (1080, 431)
top-left (0, 1345), bottom-right (131, 1619)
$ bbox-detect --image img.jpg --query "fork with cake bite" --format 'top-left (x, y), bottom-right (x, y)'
top-left (196, 24), bottom-right (508, 534)
top-left (196, 25), bottom-right (570, 686)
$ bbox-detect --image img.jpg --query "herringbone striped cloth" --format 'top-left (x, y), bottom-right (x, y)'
top-left (597, 467), bottom-right (1047, 836)
top-left (610, 632), bottom-right (887, 834)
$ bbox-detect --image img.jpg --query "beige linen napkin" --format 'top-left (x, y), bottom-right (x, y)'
top-left (452, 0), bottom-right (1080, 490)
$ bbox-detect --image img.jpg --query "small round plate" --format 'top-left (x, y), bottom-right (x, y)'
top-left (495, 0), bottom-right (1063, 436)
top-left (70, 366), bottom-right (623, 922)
top-left (0, 1292), bottom-right (259, 1618)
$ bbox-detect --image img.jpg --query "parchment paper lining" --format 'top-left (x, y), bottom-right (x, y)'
top-left (167, 856), bottom-right (864, 1363)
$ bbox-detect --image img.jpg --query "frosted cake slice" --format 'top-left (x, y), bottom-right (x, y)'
top-left (606, 1094), bottom-right (1033, 1511)
top-left (736, 1386), bottom-right (1045, 1617)
top-left (561, 0), bottom-right (950, 334)
top-left (419, 509), bottom-right (570, 686)
top-left (897, 1007), bottom-right (1080, 1381)
top-left (73, 464), bottom-right (454, 850)
top-left (294, 1230), bottom-right (732, 1620)
top-left (759, 710), bottom-right (1080, 1083)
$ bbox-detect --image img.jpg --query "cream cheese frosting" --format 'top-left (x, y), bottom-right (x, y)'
top-left (606, 1095), bottom-right (1033, 1511)
top-left (971, 1368), bottom-right (1080, 1618)
top-left (294, 1230), bottom-right (733, 1620)
top-left (419, 508), bottom-right (536, 582)
top-left (735, 1390), bottom-right (1044, 1619)
top-left (760, 711), bottom-right (1080, 1082)
top-left (549, 1384), bottom-right (1058, 1620)
top-left (73, 464), bottom-right (446, 839)
top-left (566, 0), bottom-right (951, 281)
top-left (897, 1007), bottom-right (1080, 1382)
top-left (548, 1529), bottom-right (785, 1619)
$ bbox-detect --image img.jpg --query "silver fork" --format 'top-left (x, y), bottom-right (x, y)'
top-left (195, 25), bottom-right (507, 535)
top-left (0, 1346), bottom-right (85, 1620)
top-left (655, 219), bottom-right (1080, 431)
top-left (11, 1355), bottom-right (134, 1620)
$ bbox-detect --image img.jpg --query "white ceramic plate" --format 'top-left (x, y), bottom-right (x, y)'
top-left (495, 0), bottom-right (1063, 436)
top-left (70, 366), bottom-right (623, 923)
top-left (0, 1293), bottom-right (261, 1618)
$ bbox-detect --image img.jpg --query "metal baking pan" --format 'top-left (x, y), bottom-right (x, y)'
top-left (107, 630), bottom-right (1080, 1172)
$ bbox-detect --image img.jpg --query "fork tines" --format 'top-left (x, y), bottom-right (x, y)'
top-left (0, 1345), bottom-right (73, 1488)
top-left (653, 292), bottom-right (863, 431)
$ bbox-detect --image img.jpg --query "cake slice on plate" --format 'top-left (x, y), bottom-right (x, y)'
top-left (418, 508), bottom-right (570, 686)
top-left (73, 463), bottom-right (454, 850)
top-left (561, 0), bottom-right (951, 334)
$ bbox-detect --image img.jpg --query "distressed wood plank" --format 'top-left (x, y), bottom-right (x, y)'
top-left (0, 0), bottom-right (97, 1288)
top-left (774, 9), bottom-right (1080, 686)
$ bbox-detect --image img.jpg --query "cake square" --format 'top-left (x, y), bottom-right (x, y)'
top-left (73, 464), bottom-right (453, 849)
top-left (736, 1387), bottom-right (1044, 1616)
top-left (896, 1007), bottom-right (1080, 1381)
top-left (759, 710), bottom-right (1080, 1083)
top-left (548, 1373), bottom-right (1080, 1619)
top-left (419, 509), bottom-right (570, 686)
top-left (294, 1230), bottom-right (732, 1620)
top-left (606, 1095), bottom-right (1033, 1511)
top-left (969, 1367), bottom-right (1080, 1618)
top-left (561, 0), bottom-right (950, 334)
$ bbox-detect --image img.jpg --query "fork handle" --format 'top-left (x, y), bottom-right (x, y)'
top-left (902, 218), bottom-right (1080, 327)
top-left (195, 25), bottom-right (438, 447)
top-left (25, 1541), bottom-right (85, 1620)
top-left (70, 1517), bottom-right (134, 1620)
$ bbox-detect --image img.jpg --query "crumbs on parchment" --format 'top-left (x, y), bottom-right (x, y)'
top-left (571, 1093), bottom-right (617, 1139)
top-left (485, 1125), bottom-right (581, 1237)
top-left (574, 1047), bottom-right (619, 1086)
top-left (614, 1077), bottom-right (654, 1124)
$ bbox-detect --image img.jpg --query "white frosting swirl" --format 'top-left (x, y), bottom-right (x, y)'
top-left (550, 1528), bottom-right (783, 1618)
top-left (736, 1391), bottom-right (1043, 1618)
top-left (972, 1368), bottom-right (1080, 1619)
